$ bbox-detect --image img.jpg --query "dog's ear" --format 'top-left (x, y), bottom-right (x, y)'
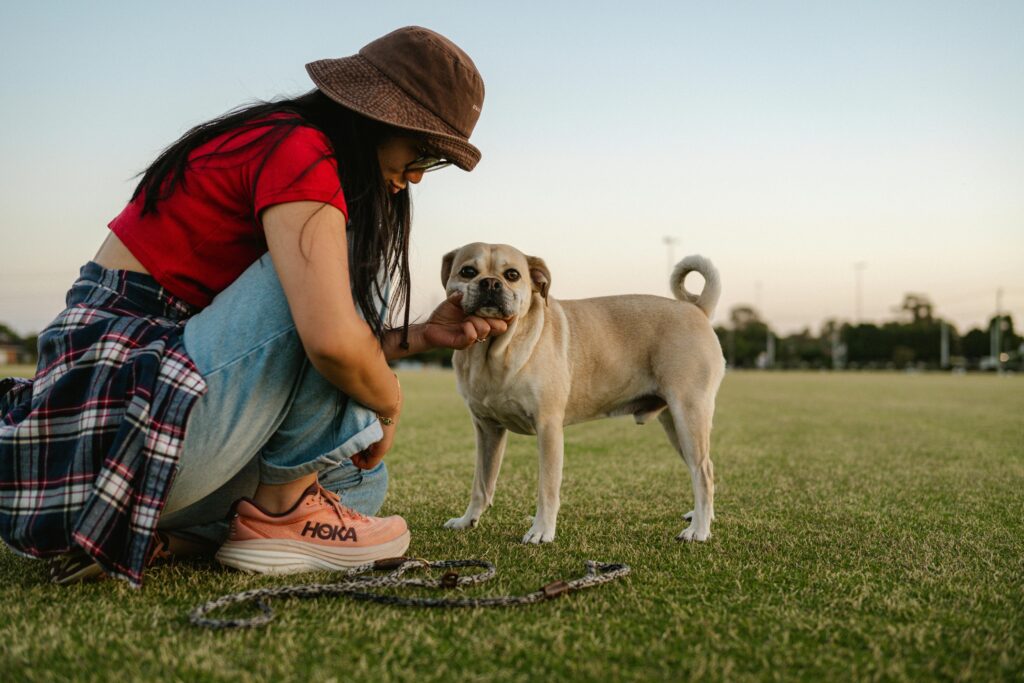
top-left (526, 255), bottom-right (551, 301)
top-left (441, 250), bottom-right (458, 287)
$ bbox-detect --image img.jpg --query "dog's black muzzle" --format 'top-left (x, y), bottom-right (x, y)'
top-left (477, 278), bottom-right (506, 306)
top-left (470, 278), bottom-right (513, 317)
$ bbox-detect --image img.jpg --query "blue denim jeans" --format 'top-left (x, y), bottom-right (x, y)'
top-left (157, 253), bottom-right (388, 544)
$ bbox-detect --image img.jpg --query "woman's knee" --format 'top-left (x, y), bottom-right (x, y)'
top-left (183, 253), bottom-right (299, 376)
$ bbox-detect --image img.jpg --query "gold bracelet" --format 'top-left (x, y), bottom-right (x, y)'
top-left (377, 374), bottom-right (401, 426)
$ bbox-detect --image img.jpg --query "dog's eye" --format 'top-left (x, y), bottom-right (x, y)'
top-left (504, 269), bottom-right (521, 282)
top-left (459, 266), bottom-right (478, 278)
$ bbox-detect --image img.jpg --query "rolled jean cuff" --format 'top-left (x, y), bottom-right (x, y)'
top-left (320, 461), bottom-right (389, 516)
top-left (258, 409), bottom-right (383, 484)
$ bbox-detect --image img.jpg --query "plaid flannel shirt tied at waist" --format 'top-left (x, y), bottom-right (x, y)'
top-left (0, 262), bottom-right (206, 586)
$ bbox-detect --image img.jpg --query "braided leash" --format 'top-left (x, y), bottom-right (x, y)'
top-left (189, 558), bottom-right (631, 630)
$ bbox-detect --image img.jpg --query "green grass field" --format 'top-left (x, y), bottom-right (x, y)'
top-left (1, 370), bottom-right (1022, 682)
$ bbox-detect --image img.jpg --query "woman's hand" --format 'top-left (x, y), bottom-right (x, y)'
top-left (423, 292), bottom-right (510, 350)
top-left (381, 293), bottom-right (513, 360)
top-left (351, 384), bottom-right (403, 470)
top-left (350, 417), bottom-right (397, 470)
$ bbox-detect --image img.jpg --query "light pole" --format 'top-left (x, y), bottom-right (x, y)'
top-left (853, 262), bottom-right (866, 323)
top-left (662, 236), bottom-right (679, 277)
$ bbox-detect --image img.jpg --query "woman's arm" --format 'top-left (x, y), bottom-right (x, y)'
top-left (262, 200), bottom-right (400, 417)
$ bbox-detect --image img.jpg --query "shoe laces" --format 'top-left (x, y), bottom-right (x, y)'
top-left (316, 485), bottom-right (369, 524)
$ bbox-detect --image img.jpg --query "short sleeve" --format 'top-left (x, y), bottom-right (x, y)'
top-left (251, 125), bottom-right (348, 220)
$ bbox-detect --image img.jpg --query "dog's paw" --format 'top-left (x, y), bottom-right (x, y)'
top-left (522, 524), bottom-right (556, 544)
top-left (683, 510), bottom-right (715, 522)
top-left (676, 525), bottom-right (711, 542)
top-left (443, 515), bottom-right (478, 530)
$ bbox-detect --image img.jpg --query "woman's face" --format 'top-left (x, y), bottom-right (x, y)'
top-left (377, 136), bottom-right (427, 194)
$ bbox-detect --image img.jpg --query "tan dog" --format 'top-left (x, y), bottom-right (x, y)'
top-left (440, 243), bottom-right (726, 544)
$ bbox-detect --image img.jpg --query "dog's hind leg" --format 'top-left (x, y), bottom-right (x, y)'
top-left (444, 418), bottom-right (508, 530)
top-left (658, 395), bottom-right (715, 542)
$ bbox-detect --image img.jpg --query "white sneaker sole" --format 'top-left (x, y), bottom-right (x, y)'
top-left (214, 531), bottom-right (411, 575)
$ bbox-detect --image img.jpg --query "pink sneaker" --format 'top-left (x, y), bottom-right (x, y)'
top-left (215, 484), bottom-right (410, 574)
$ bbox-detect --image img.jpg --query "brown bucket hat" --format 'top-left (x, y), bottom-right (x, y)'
top-left (306, 26), bottom-right (485, 171)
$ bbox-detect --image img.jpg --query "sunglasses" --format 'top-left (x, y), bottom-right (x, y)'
top-left (405, 147), bottom-right (452, 173)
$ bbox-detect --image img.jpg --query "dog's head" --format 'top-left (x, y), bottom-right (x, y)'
top-left (441, 243), bottom-right (551, 319)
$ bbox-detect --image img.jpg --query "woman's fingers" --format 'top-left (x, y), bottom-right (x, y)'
top-left (459, 320), bottom-right (479, 347)
top-left (484, 317), bottom-right (509, 335)
top-left (352, 443), bottom-right (386, 470)
top-left (465, 315), bottom-right (509, 341)
top-left (469, 316), bottom-right (490, 339)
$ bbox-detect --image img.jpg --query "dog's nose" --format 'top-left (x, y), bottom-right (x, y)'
top-left (479, 277), bottom-right (503, 292)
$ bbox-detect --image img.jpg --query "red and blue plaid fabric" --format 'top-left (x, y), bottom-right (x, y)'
top-left (0, 263), bottom-right (206, 586)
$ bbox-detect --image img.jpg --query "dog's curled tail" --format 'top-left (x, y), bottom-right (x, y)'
top-left (670, 255), bottom-right (721, 319)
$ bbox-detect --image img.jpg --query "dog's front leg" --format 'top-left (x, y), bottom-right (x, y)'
top-left (523, 419), bottom-right (564, 544)
top-left (444, 418), bottom-right (508, 530)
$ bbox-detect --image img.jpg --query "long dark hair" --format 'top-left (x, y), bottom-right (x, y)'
top-left (132, 90), bottom-right (412, 344)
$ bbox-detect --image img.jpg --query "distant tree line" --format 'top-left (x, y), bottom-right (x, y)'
top-left (393, 292), bottom-right (1020, 371)
top-left (11, 290), bottom-right (1013, 372)
top-left (716, 294), bottom-right (1021, 371)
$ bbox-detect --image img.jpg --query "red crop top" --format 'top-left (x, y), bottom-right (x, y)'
top-left (109, 116), bottom-right (349, 308)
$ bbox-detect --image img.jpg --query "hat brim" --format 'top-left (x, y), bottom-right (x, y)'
top-left (306, 56), bottom-right (481, 171)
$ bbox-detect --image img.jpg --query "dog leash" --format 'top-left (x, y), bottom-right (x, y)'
top-left (189, 557), bottom-right (631, 630)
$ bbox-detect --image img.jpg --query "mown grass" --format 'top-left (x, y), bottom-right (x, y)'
top-left (1, 370), bottom-right (1022, 682)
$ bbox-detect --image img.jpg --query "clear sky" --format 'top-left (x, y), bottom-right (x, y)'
top-left (1, 1), bottom-right (1021, 336)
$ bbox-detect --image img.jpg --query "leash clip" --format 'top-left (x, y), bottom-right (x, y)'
top-left (440, 571), bottom-right (460, 588)
top-left (374, 556), bottom-right (411, 571)
top-left (542, 580), bottom-right (571, 599)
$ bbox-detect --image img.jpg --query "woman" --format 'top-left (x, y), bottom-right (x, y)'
top-left (0, 26), bottom-right (506, 585)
